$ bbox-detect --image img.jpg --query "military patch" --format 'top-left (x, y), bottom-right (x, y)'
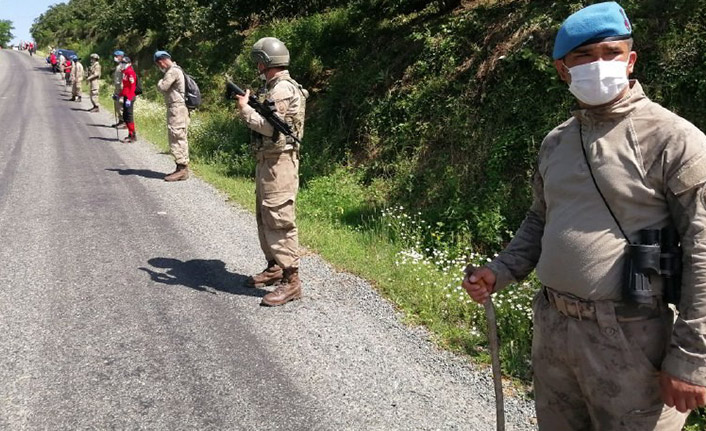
top-left (669, 153), bottom-right (706, 195)
top-left (275, 98), bottom-right (289, 114)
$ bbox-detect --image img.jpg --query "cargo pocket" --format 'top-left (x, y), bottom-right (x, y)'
top-left (262, 199), bottom-right (296, 230)
top-left (617, 312), bottom-right (671, 375)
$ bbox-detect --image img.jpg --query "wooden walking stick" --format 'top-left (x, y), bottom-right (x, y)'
top-left (466, 267), bottom-right (505, 431)
top-left (484, 296), bottom-right (505, 431)
top-left (113, 102), bottom-right (119, 141)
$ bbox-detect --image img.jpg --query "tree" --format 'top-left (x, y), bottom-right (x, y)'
top-left (0, 20), bottom-right (14, 47)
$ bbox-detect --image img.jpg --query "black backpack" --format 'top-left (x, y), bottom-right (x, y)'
top-left (181, 70), bottom-right (201, 110)
top-left (135, 74), bottom-right (143, 96)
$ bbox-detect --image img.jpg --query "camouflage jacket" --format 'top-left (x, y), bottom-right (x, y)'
top-left (239, 70), bottom-right (307, 156)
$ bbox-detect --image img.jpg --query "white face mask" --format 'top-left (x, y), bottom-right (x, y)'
top-left (566, 60), bottom-right (630, 106)
top-left (258, 73), bottom-right (267, 82)
top-left (120, 63), bottom-right (128, 71)
top-left (114, 57), bottom-right (120, 63)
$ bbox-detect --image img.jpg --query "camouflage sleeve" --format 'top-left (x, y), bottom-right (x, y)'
top-left (486, 169), bottom-right (546, 291)
top-left (239, 83), bottom-right (292, 138)
top-left (157, 68), bottom-right (177, 93)
top-left (662, 137), bottom-right (706, 386)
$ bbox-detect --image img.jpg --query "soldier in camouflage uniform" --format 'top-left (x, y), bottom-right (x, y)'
top-left (236, 37), bottom-right (308, 307)
top-left (86, 53), bottom-right (101, 113)
top-left (69, 55), bottom-right (84, 102)
top-left (464, 3), bottom-right (706, 429)
top-left (112, 50), bottom-right (125, 128)
top-left (155, 50), bottom-right (191, 182)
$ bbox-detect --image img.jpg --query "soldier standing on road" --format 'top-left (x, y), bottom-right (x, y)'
top-left (112, 50), bottom-right (125, 128)
top-left (69, 55), bottom-right (84, 102)
top-left (115, 56), bottom-right (137, 143)
top-left (86, 53), bottom-right (101, 113)
top-left (464, 3), bottom-right (706, 430)
top-left (58, 52), bottom-right (66, 82)
top-left (154, 51), bottom-right (191, 182)
top-left (235, 37), bottom-right (308, 307)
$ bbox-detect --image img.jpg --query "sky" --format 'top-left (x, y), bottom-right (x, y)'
top-left (0, 0), bottom-right (59, 45)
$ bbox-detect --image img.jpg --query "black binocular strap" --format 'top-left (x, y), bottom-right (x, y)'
top-left (579, 125), bottom-right (631, 244)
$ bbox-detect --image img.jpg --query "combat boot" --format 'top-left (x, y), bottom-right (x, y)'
top-left (122, 133), bottom-right (136, 143)
top-left (89, 106), bottom-right (99, 113)
top-left (261, 267), bottom-right (301, 307)
top-left (70, 96), bottom-right (76, 101)
top-left (77, 96), bottom-right (82, 102)
top-left (247, 260), bottom-right (283, 288)
top-left (111, 120), bottom-right (125, 128)
top-left (164, 164), bottom-right (190, 182)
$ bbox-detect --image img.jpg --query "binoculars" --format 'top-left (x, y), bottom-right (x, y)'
top-left (624, 227), bottom-right (682, 305)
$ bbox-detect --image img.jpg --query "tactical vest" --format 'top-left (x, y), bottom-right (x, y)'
top-left (251, 75), bottom-right (308, 155)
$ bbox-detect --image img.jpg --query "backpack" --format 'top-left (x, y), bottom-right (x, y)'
top-left (135, 73), bottom-right (143, 96)
top-left (181, 70), bottom-right (201, 110)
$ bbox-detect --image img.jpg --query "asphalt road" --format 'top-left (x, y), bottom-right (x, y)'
top-left (0, 49), bottom-right (536, 430)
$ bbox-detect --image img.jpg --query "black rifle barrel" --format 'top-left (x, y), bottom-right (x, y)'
top-left (226, 81), bottom-right (301, 145)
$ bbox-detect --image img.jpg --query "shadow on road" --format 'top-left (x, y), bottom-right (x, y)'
top-left (86, 123), bottom-right (116, 128)
top-left (90, 137), bottom-right (119, 143)
top-left (105, 168), bottom-right (165, 179)
top-left (70, 107), bottom-right (90, 112)
top-left (140, 257), bottom-right (264, 297)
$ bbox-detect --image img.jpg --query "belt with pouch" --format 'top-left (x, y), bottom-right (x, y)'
top-left (543, 286), bottom-right (664, 322)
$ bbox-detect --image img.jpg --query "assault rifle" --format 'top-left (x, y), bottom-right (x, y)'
top-left (225, 77), bottom-right (301, 146)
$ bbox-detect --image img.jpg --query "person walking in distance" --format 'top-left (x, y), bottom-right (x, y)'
top-left (112, 50), bottom-right (125, 128)
top-left (114, 57), bottom-right (137, 143)
top-left (154, 51), bottom-right (191, 182)
top-left (464, 3), bottom-right (706, 429)
top-left (235, 37), bottom-right (308, 307)
top-left (86, 53), bottom-right (101, 112)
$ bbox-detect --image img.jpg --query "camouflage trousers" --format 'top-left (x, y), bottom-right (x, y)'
top-left (114, 86), bottom-right (122, 119)
top-left (255, 151), bottom-right (299, 269)
top-left (72, 81), bottom-right (82, 97)
top-left (532, 290), bottom-right (689, 430)
top-left (90, 86), bottom-right (99, 107)
top-left (167, 104), bottom-right (190, 165)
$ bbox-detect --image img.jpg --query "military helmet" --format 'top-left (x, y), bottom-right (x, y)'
top-left (90, 53), bottom-right (99, 60)
top-left (251, 37), bottom-right (289, 68)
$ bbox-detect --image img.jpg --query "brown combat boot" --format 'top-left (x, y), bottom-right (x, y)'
top-left (261, 267), bottom-right (301, 307)
top-left (164, 164), bottom-right (190, 182)
top-left (247, 260), bottom-right (283, 288)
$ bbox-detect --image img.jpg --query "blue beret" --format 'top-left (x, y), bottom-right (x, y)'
top-left (153, 50), bottom-right (171, 62)
top-left (553, 2), bottom-right (632, 59)
top-left (113, 50), bottom-right (125, 56)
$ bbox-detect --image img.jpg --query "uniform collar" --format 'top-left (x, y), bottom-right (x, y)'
top-left (266, 70), bottom-right (290, 88)
top-left (572, 80), bottom-right (650, 124)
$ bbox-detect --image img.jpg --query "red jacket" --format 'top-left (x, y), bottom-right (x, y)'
top-left (64, 59), bottom-right (72, 73)
top-left (50, 53), bottom-right (57, 64)
top-left (120, 66), bottom-right (137, 101)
